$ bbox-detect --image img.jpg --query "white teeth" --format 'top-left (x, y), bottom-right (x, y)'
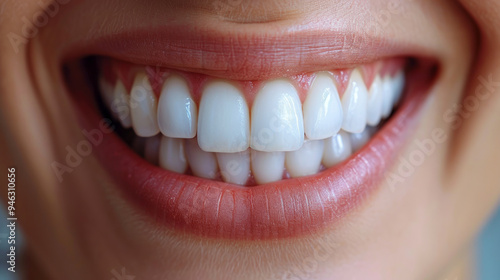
top-left (130, 73), bottom-right (160, 137)
top-left (322, 131), bottom-right (352, 168)
top-left (108, 64), bottom-right (406, 185)
top-left (303, 74), bottom-right (343, 140)
top-left (251, 80), bottom-right (304, 152)
top-left (341, 69), bottom-right (368, 133)
top-left (217, 150), bottom-right (250, 185)
top-left (112, 80), bottom-right (133, 129)
top-left (251, 150), bottom-right (285, 184)
top-left (197, 81), bottom-right (250, 153)
top-left (99, 77), bottom-right (115, 108)
top-left (185, 139), bottom-right (219, 179)
top-left (285, 140), bottom-right (324, 178)
top-left (157, 75), bottom-right (197, 139)
top-left (159, 136), bottom-right (188, 173)
top-left (381, 75), bottom-right (394, 118)
top-left (392, 71), bottom-right (405, 106)
top-left (350, 129), bottom-right (371, 153)
top-left (366, 75), bottom-right (383, 126)
top-left (144, 135), bottom-right (161, 165)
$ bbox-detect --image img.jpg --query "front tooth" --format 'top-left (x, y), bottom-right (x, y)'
top-left (341, 69), bottom-right (368, 133)
top-left (216, 150), bottom-right (250, 185)
top-left (144, 135), bottom-right (161, 165)
top-left (391, 71), bottom-right (405, 106)
top-left (251, 80), bottom-right (304, 152)
top-left (381, 75), bottom-right (394, 118)
top-left (303, 73), bottom-right (343, 140)
top-left (251, 150), bottom-right (285, 184)
top-left (158, 75), bottom-right (197, 138)
top-left (185, 139), bottom-right (219, 179)
top-left (285, 140), bottom-right (324, 178)
top-left (366, 75), bottom-right (383, 126)
top-left (322, 131), bottom-right (352, 168)
top-left (197, 81), bottom-right (250, 153)
top-left (130, 72), bottom-right (160, 137)
top-left (113, 80), bottom-right (132, 128)
top-left (159, 136), bottom-right (188, 173)
top-left (350, 129), bottom-right (371, 153)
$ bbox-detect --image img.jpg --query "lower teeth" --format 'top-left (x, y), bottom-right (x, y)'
top-left (122, 125), bottom-right (381, 186)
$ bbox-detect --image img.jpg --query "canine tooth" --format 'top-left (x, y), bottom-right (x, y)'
top-left (322, 131), bottom-right (352, 168)
top-left (251, 150), bottom-right (285, 184)
top-left (185, 139), bottom-right (219, 179)
top-left (381, 75), bottom-right (394, 118)
top-left (350, 129), bottom-right (371, 153)
top-left (113, 80), bottom-right (132, 129)
top-left (251, 80), bottom-right (304, 152)
top-left (159, 136), bottom-right (188, 173)
top-left (392, 71), bottom-right (405, 106)
top-left (366, 75), bottom-right (383, 126)
top-left (197, 81), bottom-right (250, 153)
top-left (217, 150), bottom-right (250, 185)
top-left (144, 135), bottom-right (161, 165)
top-left (303, 74), bottom-right (343, 140)
top-left (341, 69), bottom-right (368, 133)
top-left (130, 72), bottom-right (160, 137)
top-left (158, 75), bottom-right (197, 138)
top-left (285, 140), bottom-right (324, 178)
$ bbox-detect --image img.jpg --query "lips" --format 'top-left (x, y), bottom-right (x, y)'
top-left (66, 28), bottom-right (437, 240)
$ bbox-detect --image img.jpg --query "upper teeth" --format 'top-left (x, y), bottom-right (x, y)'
top-left (99, 66), bottom-right (405, 184)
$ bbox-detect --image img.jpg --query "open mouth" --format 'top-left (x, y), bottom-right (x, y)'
top-left (65, 32), bottom-right (437, 239)
top-left (96, 57), bottom-right (408, 185)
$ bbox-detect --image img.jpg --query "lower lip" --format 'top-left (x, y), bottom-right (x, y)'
top-left (75, 62), bottom-right (433, 240)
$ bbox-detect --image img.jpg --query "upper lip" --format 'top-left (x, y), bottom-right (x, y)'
top-left (61, 24), bottom-right (434, 81)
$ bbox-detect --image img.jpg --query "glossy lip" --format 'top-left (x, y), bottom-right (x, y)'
top-left (60, 25), bottom-right (434, 81)
top-left (73, 55), bottom-right (436, 240)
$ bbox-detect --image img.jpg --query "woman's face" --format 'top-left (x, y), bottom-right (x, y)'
top-left (1, 0), bottom-right (499, 279)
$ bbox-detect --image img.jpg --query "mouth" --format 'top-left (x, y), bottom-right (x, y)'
top-left (64, 29), bottom-right (437, 240)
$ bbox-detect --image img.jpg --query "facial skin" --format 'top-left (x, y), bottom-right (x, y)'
top-left (1, 0), bottom-right (499, 279)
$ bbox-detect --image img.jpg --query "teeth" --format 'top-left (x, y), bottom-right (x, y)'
top-left (130, 73), bottom-right (160, 137)
top-left (251, 80), bottom-right (304, 152)
top-left (322, 131), bottom-right (352, 168)
top-left (392, 71), bottom-right (405, 106)
top-left (197, 81), bottom-right (250, 153)
top-left (285, 140), bottom-right (324, 178)
top-left (381, 75), bottom-right (394, 118)
top-left (341, 69), bottom-right (368, 133)
top-left (159, 136), bottom-right (188, 173)
top-left (216, 150), bottom-right (251, 185)
top-left (251, 150), bottom-right (285, 184)
top-left (157, 75), bottom-right (197, 139)
top-left (99, 77), bottom-right (115, 108)
top-left (303, 73), bottom-right (343, 140)
top-left (106, 63), bottom-right (407, 185)
top-left (185, 139), bottom-right (219, 179)
top-left (350, 128), bottom-right (371, 153)
top-left (112, 80), bottom-right (132, 129)
top-left (144, 135), bottom-right (161, 165)
top-left (366, 75), bottom-right (383, 126)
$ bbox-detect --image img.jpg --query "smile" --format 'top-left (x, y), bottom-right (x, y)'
top-left (65, 28), bottom-right (437, 240)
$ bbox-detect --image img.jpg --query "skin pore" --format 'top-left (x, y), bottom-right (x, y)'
top-left (1, 0), bottom-right (500, 279)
